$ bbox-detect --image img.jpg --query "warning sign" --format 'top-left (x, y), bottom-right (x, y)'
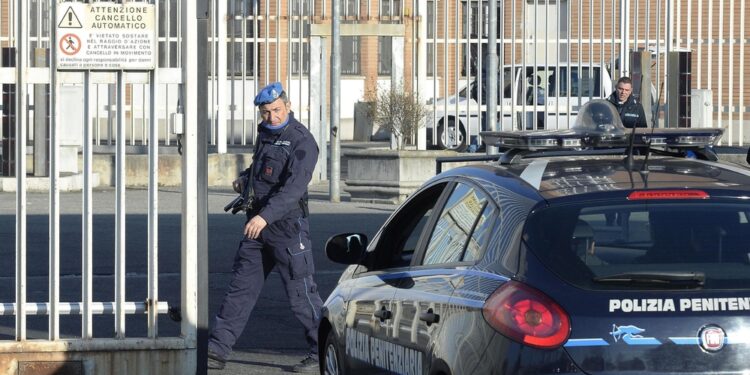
top-left (55, 3), bottom-right (156, 70)
top-left (58, 7), bottom-right (83, 28)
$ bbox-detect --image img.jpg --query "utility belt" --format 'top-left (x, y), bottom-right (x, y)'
top-left (245, 197), bottom-right (309, 220)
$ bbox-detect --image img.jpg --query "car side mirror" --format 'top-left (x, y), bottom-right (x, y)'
top-left (325, 233), bottom-right (368, 264)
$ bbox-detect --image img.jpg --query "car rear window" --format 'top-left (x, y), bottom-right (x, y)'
top-left (524, 201), bottom-right (750, 290)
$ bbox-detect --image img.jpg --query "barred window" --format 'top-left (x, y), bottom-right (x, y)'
top-left (341, 0), bottom-right (361, 75)
top-left (378, 0), bottom-right (402, 76)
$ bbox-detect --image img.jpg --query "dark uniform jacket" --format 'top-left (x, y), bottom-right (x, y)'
top-left (606, 92), bottom-right (648, 128)
top-left (244, 113), bottom-right (318, 235)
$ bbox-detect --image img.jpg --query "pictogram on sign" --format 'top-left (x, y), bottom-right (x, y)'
top-left (58, 7), bottom-right (83, 29)
top-left (59, 34), bottom-right (82, 56)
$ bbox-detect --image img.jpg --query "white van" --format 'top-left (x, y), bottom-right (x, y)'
top-left (426, 63), bottom-right (614, 151)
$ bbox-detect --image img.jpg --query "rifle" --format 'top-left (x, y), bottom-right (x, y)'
top-left (223, 173), bottom-right (254, 215)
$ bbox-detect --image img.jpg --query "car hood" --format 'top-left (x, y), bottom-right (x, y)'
top-left (430, 95), bottom-right (472, 107)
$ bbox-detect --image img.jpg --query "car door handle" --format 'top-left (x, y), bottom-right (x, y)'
top-left (373, 306), bottom-right (392, 322)
top-left (419, 308), bottom-right (440, 325)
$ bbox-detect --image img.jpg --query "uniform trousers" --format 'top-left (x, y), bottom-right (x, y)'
top-left (208, 219), bottom-right (324, 359)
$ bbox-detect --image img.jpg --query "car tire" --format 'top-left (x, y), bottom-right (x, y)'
top-left (437, 118), bottom-right (467, 152)
top-left (323, 330), bottom-right (346, 375)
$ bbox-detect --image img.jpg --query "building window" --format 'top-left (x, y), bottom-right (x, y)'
top-left (341, 0), bottom-right (361, 75)
top-left (342, 36), bottom-right (361, 75)
top-left (378, 0), bottom-right (402, 76)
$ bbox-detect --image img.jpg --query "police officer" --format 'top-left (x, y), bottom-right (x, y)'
top-left (606, 76), bottom-right (647, 128)
top-left (208, 82), bottom-right (324, 373)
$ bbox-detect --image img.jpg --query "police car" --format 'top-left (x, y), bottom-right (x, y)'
top-left (319, 99), bottom-right (750, 375)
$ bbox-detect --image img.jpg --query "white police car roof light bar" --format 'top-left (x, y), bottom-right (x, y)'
top-left (480, 100), bottom-right (724, 164)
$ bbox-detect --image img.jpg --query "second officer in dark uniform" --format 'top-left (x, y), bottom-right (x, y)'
top-left (606, 76), bottom-right (648, 128)
top-left (208, 82), bottom-right (323, 373)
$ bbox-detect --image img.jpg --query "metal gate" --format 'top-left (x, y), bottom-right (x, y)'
top-left (0, 0), bottom-right (198, 373)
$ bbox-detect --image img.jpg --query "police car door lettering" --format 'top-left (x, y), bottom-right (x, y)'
top-left (610, 297), bottom-right (750, 312)
top-left (345, 327), bottom-right (423, 375)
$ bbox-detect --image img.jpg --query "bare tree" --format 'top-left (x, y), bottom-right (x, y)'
top-left (366, 82), bottom-right (429, 150)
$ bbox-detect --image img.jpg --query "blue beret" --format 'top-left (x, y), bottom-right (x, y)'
top-left (254, 82), bottom-right (285, 106)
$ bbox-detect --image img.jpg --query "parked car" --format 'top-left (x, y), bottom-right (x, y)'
top-left (319, 100), bottom-right (750, 374)
top-left (426, 63), bottom-right (613, 152)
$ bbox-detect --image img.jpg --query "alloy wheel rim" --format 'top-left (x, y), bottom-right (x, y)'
top-left (324, 343), bottom-right (339, 375)
top-left (440, 126), bottom-right (464, 149)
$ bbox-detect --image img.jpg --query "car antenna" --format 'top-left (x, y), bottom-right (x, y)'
top-left (640, 81), bottom-right (664, 176)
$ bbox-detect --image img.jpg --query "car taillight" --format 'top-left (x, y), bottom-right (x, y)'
top-left (482, 281), bottom-right (570, 349)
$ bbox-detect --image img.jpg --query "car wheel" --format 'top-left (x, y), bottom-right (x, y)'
top-left (437, 118), bottom-right (467, 152)
top-left (323, 330), bottom-right (345, 375)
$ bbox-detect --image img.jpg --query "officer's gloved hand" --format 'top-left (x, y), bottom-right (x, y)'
top-left (232, 175), bottom-right (248, 194)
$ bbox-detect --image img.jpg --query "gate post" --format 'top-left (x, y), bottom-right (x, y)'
top-left (309, 36), bottom-right (327, 183)
top-left (181, 0), bottom-right (199, 372)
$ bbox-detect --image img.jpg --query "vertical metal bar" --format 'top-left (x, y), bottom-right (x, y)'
top-left (287, 1), bottom-right (292, 99)
top-left (599, 0), bottom-right (609, 98)
top-left (666, 0), bottom-right (672, 127)
top-left (454, 0), bottom-right (459, 144)
top-left (300, 0), bottom-right (305, 127)
top-left (49, 0), bottom-right (59, 341)
top-left (718, 0), bottom-right (724, 135)
top-left (432, 0), bottom-right (436, 142)
top-left (276, 0), bottom-right (280, 82)
top-left (646, 0), bottom-right (651, 72)
top-left (692, 0), bottom-right (700, 51)
top-left (141, 84), bottom-right (146, 145)
top-left (697, 0), bottom-right (702, 88)
top-left (612, 0), bottom-right (615, 72)
top-left (417, 0), bottom-right (427, 150)
top-left (656, 0), bottom-right (661, 126)
top-left (165, 0), bottom-right (172, 147)
top-left (443, 0), bottom-right (448, 126)
top-left (740, 0), bottom-right (745, 145)
top-left (265, 0), bottom-right (270, 84)
top-left (181, 0), bottom-right (199, 354)
top-left (589, 0), bottom-right (593, 101)
top-left (230, 2), bottom-right (237, 146)
top-left (542, 1), bottom-right (560, 129)
top-left (217, 0), bottom-right (227, 152)
top-left (511, 0), bottom-right (516, 129)
top-left (478, 0), bottom-right (483, 130)
top-left (619, 0), bottom-right (627, 77)
top-left (253, 0), bottom-right (258, 144)
top-left (148, 3), bottom-right (161, 340)
top-left (729, 0), bottom-right (734, 141)
top-left (487, 0), bottom-right (498, 138)
top-left (82, 71), bottom-right (93, 339)
top-left (241, 0), bottom-right (248, 145)
top-left (708, 0), bottom-right (713, 103)
top-left (568, 0), bottom-right (572, 128)
top-left (115, 71), bottom-right (126, 339)
top-left (676, 0), bottom-right (681, 48)
top-left (533, 0), bottom-right (538, 130)
top-left (330, 0), bottom-right (341, 202)
top-left (465, 0), bottom-right (471, 140)
top-left (578, 0), bottom-right (582, 112)
top-left (129, 84), bottom-right (135, 146)
top-left (522, 0), bottom-right (528, 131)
top-left (556, 0), bottom-right (561, 130)
top-left (15, 0), bottom-right (29, 342)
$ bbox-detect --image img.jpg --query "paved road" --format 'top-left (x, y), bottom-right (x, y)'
top-left (0, 182), bottom-right (395, 374)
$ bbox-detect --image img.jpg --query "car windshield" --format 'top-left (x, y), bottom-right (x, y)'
top-left (523, 201), bottom-right (750, 290)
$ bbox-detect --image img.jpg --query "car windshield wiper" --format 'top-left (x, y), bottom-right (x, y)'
top-left (593, 271), bottom-right (705, 288)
